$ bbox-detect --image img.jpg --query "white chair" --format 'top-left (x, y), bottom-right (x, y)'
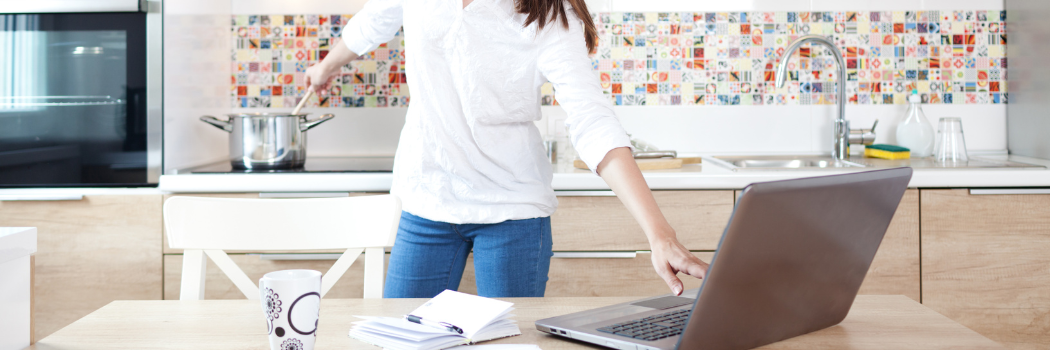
top-left (163, 195), bottom-right (401, 300)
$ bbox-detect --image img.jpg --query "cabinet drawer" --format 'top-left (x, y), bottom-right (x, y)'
top-left (163, 252), bottom-right (385, 300)
top-left (458, 252), bottom-right (715, 297)
top-left (0, 195), bottom-right (163, 340)
top-left (921, 189), bottom-right (1050, 348)
top-left (857, 189), bottom-right (920, 302)
top-left (161, 193), bottom-right (385, 254)
top-left (552, 191), bottom-right (734, 251)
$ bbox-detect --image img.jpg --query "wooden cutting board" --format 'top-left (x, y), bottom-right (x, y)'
top-left (680, 157), bottom-right (703, 165)
top-left (573, 157), bottom-right (701, 171)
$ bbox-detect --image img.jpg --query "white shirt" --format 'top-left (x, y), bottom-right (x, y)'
top-left (342, 0), bottom-right (631, 224)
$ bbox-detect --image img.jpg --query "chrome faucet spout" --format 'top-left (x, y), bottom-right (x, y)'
top-left (775, 35), bottom-right (850, 160)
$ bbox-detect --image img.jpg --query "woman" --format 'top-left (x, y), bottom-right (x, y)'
top-left (305, 0), bottom-right (708, 298)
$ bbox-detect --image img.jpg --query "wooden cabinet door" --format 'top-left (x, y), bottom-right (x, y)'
top-left (552, 191), bottom-right (734, 251)
top-left (458, 252), bottom-right (715, 297)
top-left (163, 253), bottom-right (384, 300)
top-left (0, 195), bottom-right (163, 340)
top-left (921, 189), bottom-right (1050, 349)
top-left (858, 189), bottom-right (920, 301)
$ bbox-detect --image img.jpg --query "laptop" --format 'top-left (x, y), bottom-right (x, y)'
top-left (536, 168), bottom-right (913, 350)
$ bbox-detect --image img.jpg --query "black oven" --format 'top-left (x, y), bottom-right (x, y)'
top-left (0, 1), bottom-right (161, 187)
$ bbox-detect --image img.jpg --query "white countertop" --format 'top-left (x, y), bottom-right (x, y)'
top-left (2, 156), bottom-right (1045, 195)
top-left (0, 227), bottom-right (36, 265)
top-left (154, 155), bottom-right (1050, 193)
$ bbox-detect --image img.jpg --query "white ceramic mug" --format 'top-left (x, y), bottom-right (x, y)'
top-left (259, 270), bottom-right (322, 350)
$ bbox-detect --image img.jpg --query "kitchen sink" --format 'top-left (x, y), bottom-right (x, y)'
top-left (706, 155), bottom-right (867, 171)
top-left (705, 155), bottom-right (1046, 171)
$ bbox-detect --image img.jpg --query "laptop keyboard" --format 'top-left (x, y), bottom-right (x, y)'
top-left (596, 308), bottom-right (692, 341)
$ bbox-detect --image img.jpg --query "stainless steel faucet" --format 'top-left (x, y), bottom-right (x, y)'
top-left (775, 35), bottom-right (873, 160)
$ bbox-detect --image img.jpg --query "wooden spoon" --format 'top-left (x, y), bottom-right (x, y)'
top-left (291, 89), bottom-right (315, 115)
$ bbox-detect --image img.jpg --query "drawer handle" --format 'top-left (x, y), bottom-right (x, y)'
top-left (969, 189), bottom-right (1050, 195)
top-left (555, 191), bottom-right (616, 197)
top-left (259, 192), bottom-right (350, 198)
top-left (0, 194), bottom-right (84, 201)
top-left (253, 254), bottom-right (344, 261)
top-left (552, 252), bottom-right (638, 259)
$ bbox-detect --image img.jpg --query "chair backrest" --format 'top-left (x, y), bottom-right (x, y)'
top-left (164, 195), bottom-right (401, 300)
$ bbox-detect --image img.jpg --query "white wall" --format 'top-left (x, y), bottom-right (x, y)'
top-left (163, 0), bottom-right (1008, 173)
top-left (163, 0), bottom-right (233, 172)
top-left (547, 104), bottom-right (1007, 156)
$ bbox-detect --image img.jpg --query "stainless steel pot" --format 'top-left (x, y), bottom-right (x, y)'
top-left (200, 113), bottom-right (334, 170)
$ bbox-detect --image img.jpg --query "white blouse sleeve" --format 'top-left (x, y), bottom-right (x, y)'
top-left (341, 0), bottom-right (404, 55)
top-left (536, 10), bottom-right (632, 172)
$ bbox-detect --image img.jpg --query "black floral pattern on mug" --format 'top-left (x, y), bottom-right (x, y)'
top-left (265, 288), bottom-right (283, 321)
top-left (280, 338), bottom-right (303, 350)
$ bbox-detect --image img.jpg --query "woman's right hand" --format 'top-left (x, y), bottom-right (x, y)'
top-left (303, 38), bottom-right (360, 94)
top-left (303, 61), bottom-right (340, 94)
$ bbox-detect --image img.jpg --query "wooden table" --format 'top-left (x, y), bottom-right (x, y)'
top-left (29, 295), bottom-right (1001, 350)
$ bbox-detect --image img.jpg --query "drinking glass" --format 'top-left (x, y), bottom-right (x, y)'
top-left (933, 117), bottom-right (968, 162)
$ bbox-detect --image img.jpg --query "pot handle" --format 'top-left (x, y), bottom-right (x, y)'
top-left (200, 115), bottom-right (232, 133)
top-left (300, 113), bottom-right (335, 132)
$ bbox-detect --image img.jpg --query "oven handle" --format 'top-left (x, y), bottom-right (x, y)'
top-left (1, 0), bottom-right (144, 13)
top-left (0, 195), bottom-right (84, 201)
top-left (0, 96), bottom-right (124, 107)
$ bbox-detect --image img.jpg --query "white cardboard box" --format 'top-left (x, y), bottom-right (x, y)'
top-left (0, 227), bottom-right (36, 350)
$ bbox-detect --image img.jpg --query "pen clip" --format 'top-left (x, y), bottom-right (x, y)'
top-left (440, 322), bottom-right (464, 334)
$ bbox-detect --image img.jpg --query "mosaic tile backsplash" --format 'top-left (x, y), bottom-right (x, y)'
top-left (231, 14), bottom-right (406, 108)
top-left (231, 10), bottom-right (1007, 108)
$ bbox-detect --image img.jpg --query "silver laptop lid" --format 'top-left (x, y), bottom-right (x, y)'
top-left (676, 167), bottom-right (913, 350)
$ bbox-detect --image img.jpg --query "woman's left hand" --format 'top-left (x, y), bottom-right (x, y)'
top-left (649, 235), bottom-right (710, 296)
top-left (594, 147), bottom-right (710, 296)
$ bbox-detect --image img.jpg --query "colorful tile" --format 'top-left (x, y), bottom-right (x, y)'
top-left (231, 14), bottom-right (408, 108)
top-left (541, 10), bottom-right (1009, 106)
top-left (232, 11), bottom-right (1006, 108)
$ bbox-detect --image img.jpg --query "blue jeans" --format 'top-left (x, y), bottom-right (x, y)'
top-left (384, 211), bottom-right (553, 298)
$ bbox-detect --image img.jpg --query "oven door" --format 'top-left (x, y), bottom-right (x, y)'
top-left (0, 7), bottom-right (160, 187)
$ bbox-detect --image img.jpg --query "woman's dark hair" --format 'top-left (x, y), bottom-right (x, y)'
top-left (517, 0), bottom-right (598, 53)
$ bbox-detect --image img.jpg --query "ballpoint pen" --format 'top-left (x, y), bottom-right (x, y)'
top-left (405, 314), bottom-right (465, 334)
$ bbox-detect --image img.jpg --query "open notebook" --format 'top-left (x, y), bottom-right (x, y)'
top-left (349, 290), bottom-right (521, 350)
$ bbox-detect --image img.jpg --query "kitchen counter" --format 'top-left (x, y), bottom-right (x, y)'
top-left (156, 155), bottom-right (1050, 193)
top-left (0, 227), bottom-right (35, 265)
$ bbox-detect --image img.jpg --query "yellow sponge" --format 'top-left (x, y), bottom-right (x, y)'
top-left (864, 144), bottom-right (911, 160)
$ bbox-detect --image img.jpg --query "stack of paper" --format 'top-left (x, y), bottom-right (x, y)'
top-left (349, 290), bottom-right (521, 350)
